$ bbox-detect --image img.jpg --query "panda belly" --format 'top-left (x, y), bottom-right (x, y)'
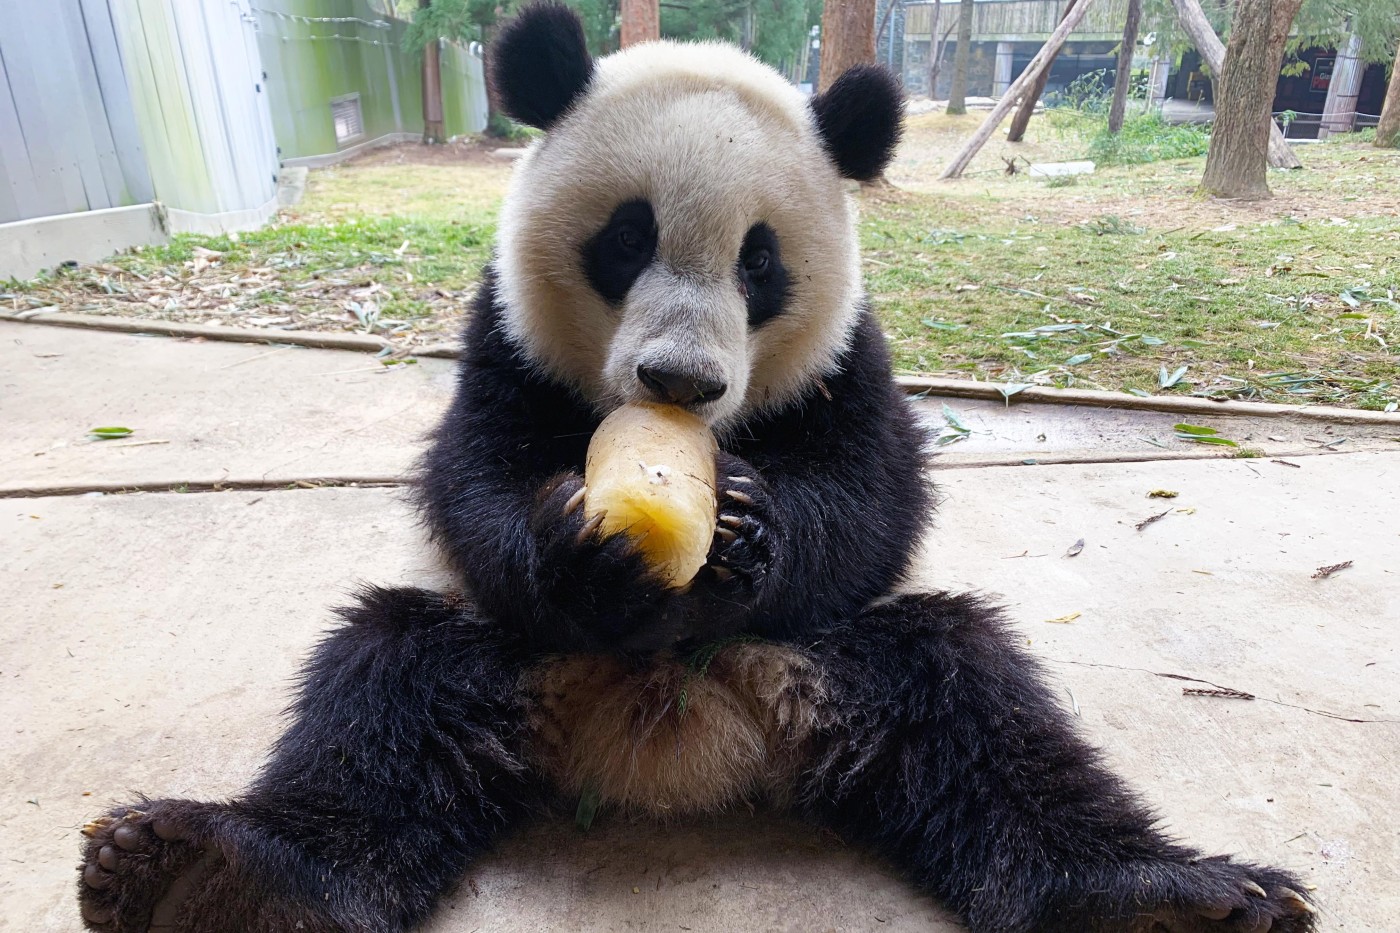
top-left (522, 642), bottom-right (827, 817)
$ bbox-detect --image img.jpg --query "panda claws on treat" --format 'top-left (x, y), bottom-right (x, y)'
top-left (526, 471), bottom-right (680, 650)
top-left (708, 462), bottom-right (778, 592)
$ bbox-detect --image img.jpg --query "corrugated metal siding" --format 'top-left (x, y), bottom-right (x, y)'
top-left (441, 40), bottom-right (489, 137)
top-left (1, 0), bottom-right (488, 229)
top-left (107, 0), bottom-right (279, 217)
top-left (0, 0), bottom-right (154, 224)
top-left (255, 0), bottom-right (487, 161)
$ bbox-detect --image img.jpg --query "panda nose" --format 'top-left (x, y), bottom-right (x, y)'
top-left (636, 365), bottom-right (727, 406)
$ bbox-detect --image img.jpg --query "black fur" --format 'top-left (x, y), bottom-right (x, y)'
top-left (810, 65), bottom-right (904, 181)
top-left (490, 2), bottom-right (593, 130)
top-left (582, 199), bottom-right (658, 304)
top-left (738, 222), bottom-right (790, 327)
top-left (799, 593), bottom-right (1316, 933)
top-left (79, 587), bottom-right (540, 932)
top-left (418, 267), bottom-right (931, 653)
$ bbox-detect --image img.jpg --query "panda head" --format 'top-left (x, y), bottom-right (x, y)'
top-left (491, 3), bottom-right (902, 428)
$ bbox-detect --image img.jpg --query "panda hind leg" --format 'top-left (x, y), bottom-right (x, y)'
top-left (793, 592), bottom-right (1317, 933)
top-left (78, 586), bottom-right (540, 933)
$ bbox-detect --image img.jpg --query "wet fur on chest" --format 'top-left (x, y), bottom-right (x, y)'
top-left (523, 642), bottom-right (826, 817)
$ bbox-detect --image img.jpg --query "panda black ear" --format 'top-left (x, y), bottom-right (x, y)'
top-left (490, 3), bottom-right (594, 131)
top-left (810, 65), bottom-right (904, 181)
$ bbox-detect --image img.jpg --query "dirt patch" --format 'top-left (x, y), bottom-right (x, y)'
top-left (341, 138), bottom-right (518, 169)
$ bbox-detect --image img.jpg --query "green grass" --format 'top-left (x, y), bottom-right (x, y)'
top-left (863, 193), bottom-right (1399, 408)
top-left (7, 133), bottom-right (1399, 409)
top-left (1086, 113), bottom-right (1212, 166)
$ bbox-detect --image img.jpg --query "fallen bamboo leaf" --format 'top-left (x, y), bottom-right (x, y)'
top-left (1183, 687), bottom-right (1255, 700)
top-left (1135, 508), bottom-right (1171, 531)
top-left (1148, 489), bottom-right (1179, 499)
top-left (1174, 423), bottom-right (1238, 447)
top-left (87, 426), bottom-right (133, 440)
top-left (1046, 611), bottom-right (1081, 624)
top-left (1312, 561), bottom-right (1353, 579)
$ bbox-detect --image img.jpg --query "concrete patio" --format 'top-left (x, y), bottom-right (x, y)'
top-left (2, 322), bottom-right (1397, 932)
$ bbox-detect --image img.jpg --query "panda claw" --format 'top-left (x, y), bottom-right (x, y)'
top-left (82, 816), bottom-right (114, 838)
top-left (719, 514), bottom-right (744, 530)
top-left (725, 489), bottom-right (755, 506)
top-left (710, 565), bottom-right (735, 582)
top-left (563, 485), bottom-right (587, 516)
top-left (1277, 887), bottom-right (1315, 914)
top-left (715, 527), bottom-right (738, 543)
top-left (726, 475), bottom-right (753, 485)
top-left (577, 511), bottom-right (607, 545)
top-left (1243, 879), bottom-right (1268, 898)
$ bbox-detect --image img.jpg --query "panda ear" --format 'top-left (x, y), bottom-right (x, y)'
top-left (809, 65), bottom-right (903, 181)
top-left (491, 3), bottom-right (594, 131)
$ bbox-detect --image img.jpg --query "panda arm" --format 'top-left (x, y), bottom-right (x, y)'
top-left (419, 284), bottom-right (678, 652)
top-left (712, 311), bottom-right (933, 640)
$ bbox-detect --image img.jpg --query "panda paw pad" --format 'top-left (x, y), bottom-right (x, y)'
top-left (78, 802), bottom-right (216, 932)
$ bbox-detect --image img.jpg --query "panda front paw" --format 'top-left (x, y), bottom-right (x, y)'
top-left (708, 453), bottom-right (780, 595)
top-left (530, 472), bottom-right (677, 651)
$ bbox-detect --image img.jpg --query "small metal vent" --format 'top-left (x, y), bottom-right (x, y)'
top-left (331, 94), bottom-right (364, 145)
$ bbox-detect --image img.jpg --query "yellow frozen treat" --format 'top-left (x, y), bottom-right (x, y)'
top-left (584, 403), bottom-right (718, 587)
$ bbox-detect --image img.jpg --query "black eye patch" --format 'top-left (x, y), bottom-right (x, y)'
top-left (582, 200), bottom-right (658, 304)
top-left (737, 223), bottom-right (789, 328)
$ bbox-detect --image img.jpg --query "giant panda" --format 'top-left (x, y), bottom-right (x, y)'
top-left (77, 5), bottom-right (1318, 932)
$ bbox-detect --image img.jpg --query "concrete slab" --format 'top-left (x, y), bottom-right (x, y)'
top-left (910, 395), bottom-right (1400, 467)
top-left (0, 324), bottom-right (455, 493)
top-left (3, 453), bottom-right (1397, 931)
top-left (6, 323), bottom-right (1398, 494)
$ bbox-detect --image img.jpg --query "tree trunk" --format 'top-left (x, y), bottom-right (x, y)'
top-left (1168, 0), bottom-right (1301, 169)
top-left (419, 0), bottom-right (444, 145)
top-left (875, 0), bottom-right (900, 50)
top-left (818, 0), bottom-right (879, 93)
top-left (1106, 0), bottom-right (1141, 133)
top-left (925, 0), bottom-right (943, 95)
top-left (1006, 0), bottom-right (1079, 141)
top-left (1198, 0), bottom-right (1304, 199)
top-left (1377, 41), bottom-right (1400, 148)
top-left (620, 0), bottom-right (660, 48)
top-left (945, 0), bottom-right (974, 113)
top-left (941, 0), bottom-right (1098, 178)
top-left (929, 14), bottom-right (957, 98)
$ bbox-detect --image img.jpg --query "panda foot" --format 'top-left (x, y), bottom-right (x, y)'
top-left (78, 799), bottom-right (341, 933)
top-left (1148, 859), bottom-right (1317, 933)
top-left (79, 801), bottom-right (221, 932)
top-left (1067, 856), bottom-right (1318, 933)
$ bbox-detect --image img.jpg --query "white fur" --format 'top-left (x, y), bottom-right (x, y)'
top-left (495, 40), bottom-right (862, 427)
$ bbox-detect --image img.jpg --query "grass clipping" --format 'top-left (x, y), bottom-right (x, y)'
top-left (585, 403), bottom-right (717, 588)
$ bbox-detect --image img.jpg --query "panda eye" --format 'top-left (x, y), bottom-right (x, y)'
top-left (583, 200), bottom-right (657, 304)
top-left (617, 227), bottom-right (645, 254)
top-left (742, 250), bottom-right (770, 278)
top-left (736, 223), bottom-right (789, 328)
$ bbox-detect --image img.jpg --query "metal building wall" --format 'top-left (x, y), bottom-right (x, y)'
top-left (106, 0), bottom-right (280, 228)
top-left (0, 0), bottom-right (155, 224)
top-left (254, 0), bottom-right (488, 163)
